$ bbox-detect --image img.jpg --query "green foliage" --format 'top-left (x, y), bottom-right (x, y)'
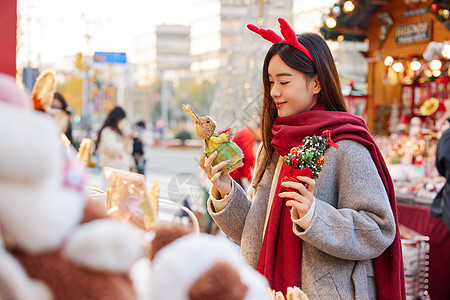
top-left (151, 78), bottom-right (218, 127)
top-left (283, 136), bottom-right (329, 178)
top-left (174, 130), bottom-right (192, 142)
top-left (320, 26), bottom-right (366, 42)
top-left (430, 0), bottom-right (450, 29)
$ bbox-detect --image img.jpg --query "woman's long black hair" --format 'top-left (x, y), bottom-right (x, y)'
top-left (95, 106), bottom-right (126, 149)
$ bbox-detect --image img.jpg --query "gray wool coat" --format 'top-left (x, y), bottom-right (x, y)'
top-left (207, 140), bottom-right (396, 300)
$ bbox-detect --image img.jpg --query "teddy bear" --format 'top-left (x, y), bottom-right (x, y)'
top-left (0, 73), bottom-right (145, 300)
top-left (138, 224), bottom-right (270, 300)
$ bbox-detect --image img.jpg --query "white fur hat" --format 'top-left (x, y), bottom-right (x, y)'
top-left (0, 78), bottom-right (86, 254)
top-left (148, 233), bottom-right (270, 300)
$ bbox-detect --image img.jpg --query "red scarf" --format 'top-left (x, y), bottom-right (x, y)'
top-left (256, 104), bottom-right (405, 299)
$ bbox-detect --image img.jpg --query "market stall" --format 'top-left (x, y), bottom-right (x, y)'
top-left (343, 80), bottom-right (368, 120)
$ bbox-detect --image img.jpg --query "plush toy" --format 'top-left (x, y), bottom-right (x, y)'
top-left (182, 104), bottom-right (244, 173)
top-left (0, 233), bottom-right (53, 300)
top-left (147, 223), bottom-right (194, 261)
top-left (145, 224), bottom-right (270, 300)
top-left (0, 74), bottom-right (145, 300)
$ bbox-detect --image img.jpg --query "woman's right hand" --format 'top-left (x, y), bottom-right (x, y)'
top-left (199, 151), bottom-right (232, 198)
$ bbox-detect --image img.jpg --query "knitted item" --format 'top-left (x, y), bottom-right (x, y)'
top-left (206, 133), bottom-right (228, 150)
top-left (205, 138), bottom-right (244, 174)
top-left (183, 104), bottom-right (244, 173)
top-left (264, 104), bottom-right (406, 299)
top-left (195, 122), bottom-right (215, 140)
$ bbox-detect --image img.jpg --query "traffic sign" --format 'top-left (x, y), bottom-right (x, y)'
top-left (93, 52), bottom-right (127, 64)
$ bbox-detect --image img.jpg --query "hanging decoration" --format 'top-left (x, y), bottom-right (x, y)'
top-left (320, 0), bottom-right (368, 42)
top-left (430, 0), bottom-right (450, 29)
top-left (423, 41), bottom-right (450, 60)
top-left (378, 12), bottom-right (394, 48)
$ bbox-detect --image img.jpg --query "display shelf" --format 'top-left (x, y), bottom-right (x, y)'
top-left (400, 224), bottom-right (431, 300)
top-left (396, 193), bottom-right (434, 207)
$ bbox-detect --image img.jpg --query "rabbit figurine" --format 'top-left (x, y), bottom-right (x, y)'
top-left (182, 104), bottom-right (244, 174)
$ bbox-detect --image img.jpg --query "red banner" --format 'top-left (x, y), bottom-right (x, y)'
top-left (0, 0), bottom-right (17, 77)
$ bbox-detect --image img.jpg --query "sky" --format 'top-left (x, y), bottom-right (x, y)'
top-left (16, 0), bottom-right (336, 69)
top-left (17, 0), bottom-right (195, 68)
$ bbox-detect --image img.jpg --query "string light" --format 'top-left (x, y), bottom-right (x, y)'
top-left (326, 16), bottom-right (337, 28)
top-left (432, 70), bottom-right (441, 77)
top-left (410, 59), bottom-right (421, 71)
top-left (331, 5), bottom-right (341, 17)
top-left (73, 114), bottom-right (81, 124)
top-left (384, 56), bottom-right (394, 66)
top-left (430, 59), bottom-right (442, 71)
top-left (392, 61), bottom-right (404, 72)
top-left (442, 44), bottom-right (450, 59)
top-left (343, 1), bottom-right (355, 13)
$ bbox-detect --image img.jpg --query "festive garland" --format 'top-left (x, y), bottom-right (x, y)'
top-left (283, 136), bottom-right (329, 179)
top-left (430, 0), bottom-right (450, 29)
top-left (321, 0), bottom-right (450, 41)
top-left (319, 0), bottom-right (370, 42)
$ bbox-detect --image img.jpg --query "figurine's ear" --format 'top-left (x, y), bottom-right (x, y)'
top-left (182, 104), bottom-right (200, 122)
top-left (31, 69), bottom-right (56, 113)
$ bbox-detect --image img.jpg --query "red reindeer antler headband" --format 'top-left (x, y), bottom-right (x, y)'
top-left (247, 18), bottom-right (313, 62)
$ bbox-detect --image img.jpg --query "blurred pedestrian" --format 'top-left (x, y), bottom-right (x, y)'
top-left (132, 121), bottom-right (147, 174)
top-left (229, 125), bottom-right (262, 190)
top-left (200, 18), bottom-right (404, 299)
top-left (51, 92), bottom-right (73, 145)
top-left (430, 118), bottom-right (450, 229)
top-left (95, 106), bottom-right (133, 173)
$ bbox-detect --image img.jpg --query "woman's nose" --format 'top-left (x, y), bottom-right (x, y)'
top-left (270, 84), bottom-right (281, 98)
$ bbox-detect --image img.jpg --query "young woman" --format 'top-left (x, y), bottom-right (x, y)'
top-left (52, 92), bottom-right (73, 144)
top-left (96, 106), bottom-right (133, 172)
top-left (200, 19), bottom-right (405, 300)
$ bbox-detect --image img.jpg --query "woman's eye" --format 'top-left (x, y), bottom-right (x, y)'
top-left (269, 81), bottom-right (274, 85)
top-left (280, 82), bottom-right (289, 85)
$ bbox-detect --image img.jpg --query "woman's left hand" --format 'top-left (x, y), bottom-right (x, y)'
top-left (279, 176), bottom-right (316, 218)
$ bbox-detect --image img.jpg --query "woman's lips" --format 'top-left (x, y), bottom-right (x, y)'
top-left (275, 101), bottom-right (287, 108)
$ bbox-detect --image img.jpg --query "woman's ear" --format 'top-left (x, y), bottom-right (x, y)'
top-left (312, 76), bottom-right (321, 95)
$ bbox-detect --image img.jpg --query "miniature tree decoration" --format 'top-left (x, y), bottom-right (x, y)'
top-left (281, 134), bottom-right (339, 192)
top-left (182, 104), bottom-right (244, 174)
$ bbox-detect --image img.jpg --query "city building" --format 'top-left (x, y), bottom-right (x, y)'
top-left (191, 0), bottom-right (293, 127)
top-left (135, 24), bottom-right (191, 85)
